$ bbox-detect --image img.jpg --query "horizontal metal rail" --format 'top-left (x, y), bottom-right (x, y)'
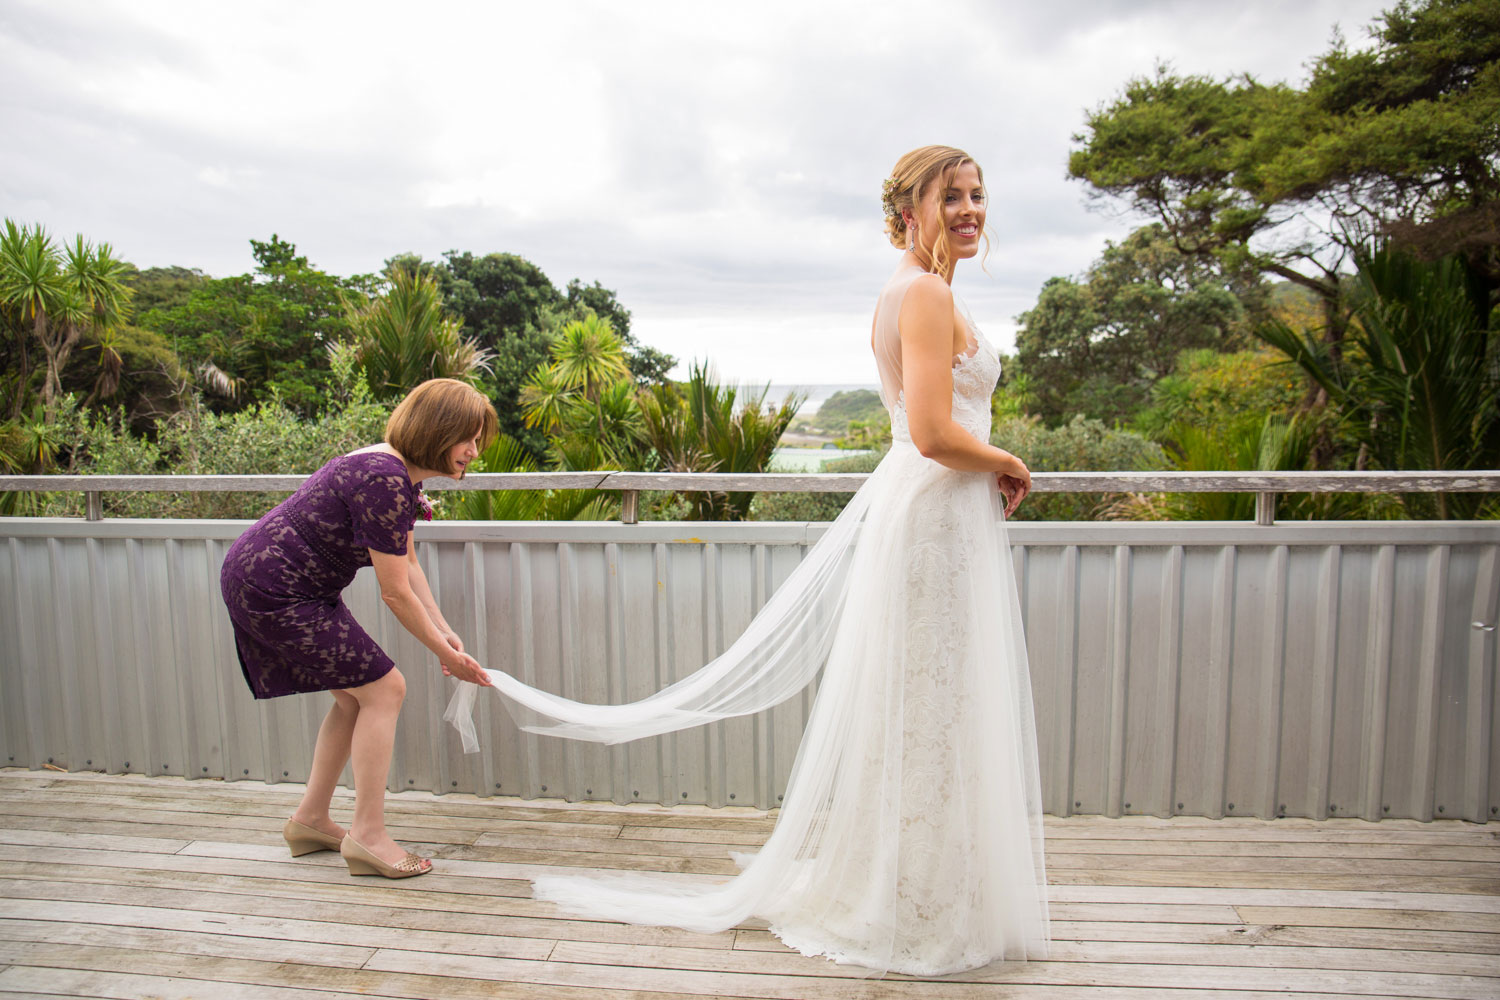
top-left (3, 470), bottom-right (1498, 524)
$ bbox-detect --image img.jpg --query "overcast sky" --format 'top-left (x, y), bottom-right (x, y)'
top-left (2, 0), bottom-right (1391, 386)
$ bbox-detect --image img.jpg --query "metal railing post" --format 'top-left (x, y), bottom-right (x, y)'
top-left (1255, 492), bottom-right (1276, 526)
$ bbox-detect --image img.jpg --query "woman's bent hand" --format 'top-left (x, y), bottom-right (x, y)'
top-left (442, 650), bottom-right (492, 686)
top-left (996, 455), bottom-right (1031, 518)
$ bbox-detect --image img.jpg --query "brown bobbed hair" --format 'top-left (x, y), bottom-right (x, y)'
top-left (883, 145), bottom-right (989, 277)
top-left (384, 379), bottom-right (499, 475)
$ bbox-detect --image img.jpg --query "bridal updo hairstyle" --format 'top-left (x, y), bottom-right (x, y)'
top-left (384, 378), bottom-right (499, 475)
top-left (882, 145), bottom-right (989, 278)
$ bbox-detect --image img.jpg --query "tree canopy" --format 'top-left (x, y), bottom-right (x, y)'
top-left (1069, 0), bottom-right (1500, 311)
top-left (1015, 224), bottom-right (1253, 425)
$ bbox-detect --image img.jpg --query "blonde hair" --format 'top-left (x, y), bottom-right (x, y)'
top-left (881, 145), bottom-right (988, 276)
top-left (385, 378), bottom-right (499, 474)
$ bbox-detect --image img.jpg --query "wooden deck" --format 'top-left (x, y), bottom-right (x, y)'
top-left (0, 770), bottom-right (1496, 999)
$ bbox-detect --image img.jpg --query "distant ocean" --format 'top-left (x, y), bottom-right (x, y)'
top-left (762, 383), bottom-right (880, 415)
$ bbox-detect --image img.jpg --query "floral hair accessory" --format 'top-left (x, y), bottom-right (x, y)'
top-left (881, 176), bottom-right (902, 218)
top-left (416, 490), bottom-right (437, 522)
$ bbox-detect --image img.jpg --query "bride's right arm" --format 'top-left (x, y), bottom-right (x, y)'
top-left (898, 275), bottom-right (1029, 485)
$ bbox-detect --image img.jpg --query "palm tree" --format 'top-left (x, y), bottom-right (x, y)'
top-left (552, 314), bottom-right (631, 396)
top-left (0, 223), bottom-right (133, 420)
top-left (0, 221), bottom-right (64, 419)
top-left (441, 433), bottom-right (615, 521)
top-left (638, 362), bottom-right (802, 520)
top-left (343, 266), bottom-right (493, 399)
top-left (1256, 245), bottom-right (1498, 518)
top-left (520, 315), bottom-right (646, 470)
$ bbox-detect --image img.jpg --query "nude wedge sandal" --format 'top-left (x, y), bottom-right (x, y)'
top-left (340, 834), bottom-right (431, 878)
top-left (282, 818), bottom-right (344, 857)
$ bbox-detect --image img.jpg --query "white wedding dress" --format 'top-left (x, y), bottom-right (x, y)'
top-left (446, 263), bottom-right (1050, 976)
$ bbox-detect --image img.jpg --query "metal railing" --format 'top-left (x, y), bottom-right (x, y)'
top-left (4, 470), bottom-right (1498, 524)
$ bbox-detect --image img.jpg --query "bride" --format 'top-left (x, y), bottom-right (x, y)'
top-left (446, 144), bottom-right (1050, 976)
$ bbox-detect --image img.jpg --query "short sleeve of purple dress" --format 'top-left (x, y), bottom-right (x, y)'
top-left (219, 451), bottom-right (423, 699)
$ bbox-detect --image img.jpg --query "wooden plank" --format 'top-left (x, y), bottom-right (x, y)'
top-left (1, 898), bottom-right (555, 961)
top-left (0, 918), bottom-right (375, 968)
top-left (1039, 852), bottom-right (1497, 878)
top-left (0, 943), bottom-right (694, 1000)
top-left (0, 966), bottom-right (390, 1000)
top-left (737, 921), bottom-right (1500, 955)
top-left (1044, 869), bottom-right (1500, 894)
top-left (1234, 906), bottom-right (1500, 933)
top-left (1044, 884), bottom-right (1500, 913)
top-left (0, 877), bottom-right (737, 950)
top-left (532, 942), bottom-right (1500, 997)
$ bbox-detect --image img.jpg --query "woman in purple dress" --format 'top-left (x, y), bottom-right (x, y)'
top-left (220, 378), bottom-right (496, 879)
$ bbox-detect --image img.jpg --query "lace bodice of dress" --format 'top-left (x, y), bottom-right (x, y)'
top-left (872, 264), bottom-right (1000, 445)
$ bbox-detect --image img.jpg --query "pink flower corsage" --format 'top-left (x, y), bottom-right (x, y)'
top-left (416, 490), bottom-right (436, 521)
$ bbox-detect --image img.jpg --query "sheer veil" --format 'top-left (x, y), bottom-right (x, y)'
top-left (443, 483), bottom-right (871, 750)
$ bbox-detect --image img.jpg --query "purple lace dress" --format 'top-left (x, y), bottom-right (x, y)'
top-left (220, 450), bottom-right (422, 699)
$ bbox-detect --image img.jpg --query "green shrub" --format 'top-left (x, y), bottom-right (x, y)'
top-left (992, 415), bottom-right (1168, 521)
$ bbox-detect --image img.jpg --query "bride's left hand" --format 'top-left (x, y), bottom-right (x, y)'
top-left (997, 473), bottom-right (1030, 518)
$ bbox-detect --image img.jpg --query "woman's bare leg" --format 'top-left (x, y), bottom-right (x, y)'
top-left (345, 668), bottom-right (424, 867)
top-left (290, 689), bottom-right (359, 839)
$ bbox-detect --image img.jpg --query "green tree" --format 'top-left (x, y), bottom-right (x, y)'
top-left (1016, 225), bottom-right (1251, 425)
top-left (638, 363), bottom-right (802, 520)
top-left (439, 433), bottom-right (616, 522)
top-left (0, 221), bottom-right (132, 421)
top-left (1256, 245), bottom-right (1499, 518)
top-left (138, 235), bottom-right (368, 414)
top-left (122, 264), bottom-right (209, 315)
top-left (340, 266), bottom-right (493, 399)
top-left (0, 220), bottom-right (63, 419)
top-left (519, 315), bottom-right (644, 470)
top-left (1132, 346), bottom-right (1307, 440)
top-left (1069, 0), bottom-right (1500, 341)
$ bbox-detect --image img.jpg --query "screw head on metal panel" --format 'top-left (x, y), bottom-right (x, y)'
top-left (1074, 801), bottom-right (1081, 808)
top-left (202, 767), bottom-right (208, 773)
top-left (243, 770), bottom-right (249, 775)
top-left (541, 785), bottom-right (547, 792)
top-left (1383, 805), bottom-right (1389, 813)
top-left (47, 758), bottom-right (52, 764)
top-left (1177, 802), bottom-right (1184, 810)
top-left (495, 783), bottom-right (501, 789)
top-left (682, 792), bottom-right (688, 799)
top-left (1438, 805), bottom-right (1445, 813)
top-left (124, 761), bottom-right (129, 768)
top-left (730, 794), bottom-right (736, 800)
top-left (451, 781), bottom-right (457, 787)
top-left (1227, 803), bottom-right (1234, 811)
top-left (633, 790), bottom-right (639, 797)
top-left (586, 789), bottom-right (592, 796)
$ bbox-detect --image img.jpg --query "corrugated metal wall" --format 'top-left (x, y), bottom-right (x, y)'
top-left (2, 518), bottom-right (1495, 821)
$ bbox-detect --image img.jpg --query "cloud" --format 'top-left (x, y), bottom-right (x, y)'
top-left (0, 0), bottom-right (1391, 381)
